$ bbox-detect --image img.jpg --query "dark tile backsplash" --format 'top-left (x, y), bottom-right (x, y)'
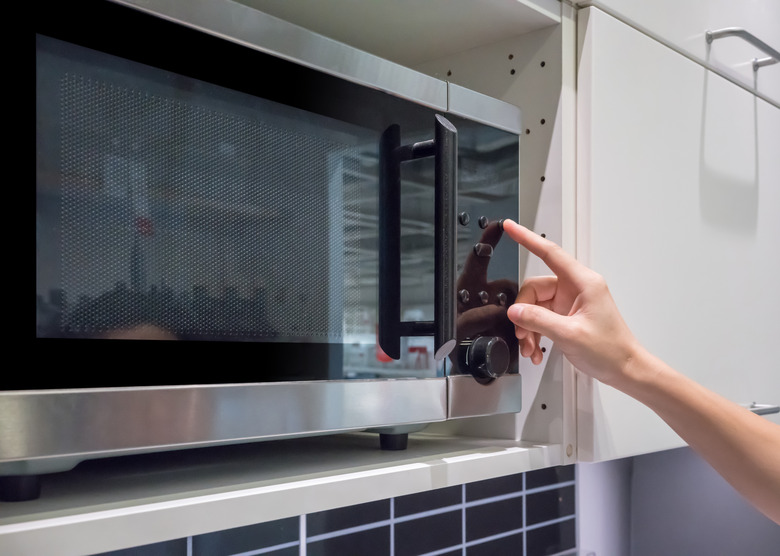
top-left (307, 499), bottom-right (390, 536)
top-left (395, 485), bottom-right (462, 517)
top-left (95, 465), bottom-right (575, 556)
top-left (395, 509), bottom-right (462, 555)
top-left (308, 526), bottom-right (391, 556)
top-left (465, 495), bottom-right (524, 542)
top-left (192, 517), bottom-right (298, 555)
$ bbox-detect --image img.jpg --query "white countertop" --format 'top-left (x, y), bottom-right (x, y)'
top-left (0, 432), bottom-right (561, 555)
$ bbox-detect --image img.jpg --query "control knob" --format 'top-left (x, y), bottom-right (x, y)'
top-left (457, 336), bottom-right (510, 385)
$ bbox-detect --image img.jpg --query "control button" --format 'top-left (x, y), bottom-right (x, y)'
top-left (458, 336), bottom-right (511, 384)
top-left (473, 243), bottom-right (493, 258)
top-left (479, 290), bottom-right (489, 305)
top-left (459, 289), bottom-right (470, 303)
top-left (458, 212), bottom-right (470, 226)
top-left (478, 216), bottom-right (489, 229)
top-left (497, 292), bottom-right (508, 306)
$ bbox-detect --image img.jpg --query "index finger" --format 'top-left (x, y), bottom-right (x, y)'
top-left (501, 219), bottom-right (589, 285)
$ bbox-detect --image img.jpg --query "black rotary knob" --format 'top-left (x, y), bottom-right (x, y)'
top-left (458, 336), bottom-right (510, 384)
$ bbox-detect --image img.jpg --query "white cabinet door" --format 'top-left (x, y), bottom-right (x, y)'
top-left (576, 7), bottom-right (780, 461)
top-left (573, 0), bottom-right (780, 107)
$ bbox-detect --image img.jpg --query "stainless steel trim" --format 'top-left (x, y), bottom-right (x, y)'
top-left (705, 28), bottom-right (780, 71)
top-left (447, 83), bottom-right (523, 135)
top-left (111, 0), bottom-right (448, 111)
top-left (0, 379), bottom-right (447, 474)
top-left (447, 374), bottom-right (522, 419)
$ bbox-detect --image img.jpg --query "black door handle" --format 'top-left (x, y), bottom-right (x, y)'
top-left (378, 115), bottom-right (458, 362)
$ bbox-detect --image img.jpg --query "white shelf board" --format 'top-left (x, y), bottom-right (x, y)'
top-left (235, 0), bottom-right (561, 67)
top-left (0, 433), bottom-right (561, 555)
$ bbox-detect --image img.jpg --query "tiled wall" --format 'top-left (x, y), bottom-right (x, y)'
top-left (97, 466), bottom-right (575, 556)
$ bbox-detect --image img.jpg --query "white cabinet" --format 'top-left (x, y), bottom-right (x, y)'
top-left (573, 0), bottom-right (780, 106)
top-left (576, 6), bottom-right (780, 461)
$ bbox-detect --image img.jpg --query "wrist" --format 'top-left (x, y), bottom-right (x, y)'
top-left (605, 338), bottom-right (652, 393)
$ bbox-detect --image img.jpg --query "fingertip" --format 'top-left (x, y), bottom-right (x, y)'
top-left (507, 304), bottom-right (524, 322)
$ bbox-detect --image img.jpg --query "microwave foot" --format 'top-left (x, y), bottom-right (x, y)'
top-left (369, 423), bottom-right (428, 450)
top-left (379, 432), bottom-right (408, 451)
top-left (0, 475), bottom-right (42, 502)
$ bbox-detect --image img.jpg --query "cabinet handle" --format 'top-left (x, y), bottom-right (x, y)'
top-left (746, 403), bottom-right (780, 416)
top-left (705, 27), bottom-right (780, 71)
top-left (378, 115), bottom-right (458, 361)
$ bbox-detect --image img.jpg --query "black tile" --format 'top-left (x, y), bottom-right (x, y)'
top-left (395, 509), bottom-right (461, 556)
top-left (526, 485), bottom-right (575, 526)
top-left (395, 485), bottom-right (462, 517)
top-left (307, 499), bottom-right (389, 536)
top-left (525, 465), bottom-right (574, 489)
top-left (467, 532), bottom-right (523, 556)
top-left (307, 525), bottom-right (390, 556)
top-left (465, 473), bottom-right (523, 502)
top-left (191, 517), bottom-right (298, 555)
top-left (526, 518), bottom-right (576, 556)
top-left (466, 496), bottom-right (523, 541)
top-left (92, 539), bottom-right (187, 556)
top-left (256, 548), bottom-right (299, 556)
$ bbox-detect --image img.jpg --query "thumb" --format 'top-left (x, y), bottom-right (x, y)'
top-left (507, 303), bottom-right (570, 344)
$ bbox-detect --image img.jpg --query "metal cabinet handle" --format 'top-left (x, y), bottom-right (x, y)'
top-left (746, 402), bottom-right (780, 416)
top-left (379, 115), bottom-right (458, 362)
top-left (705, 27), bottom-right (780, 71)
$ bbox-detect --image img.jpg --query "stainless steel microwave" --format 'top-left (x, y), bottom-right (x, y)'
top-left (7, 0), bottom-right (524, 500)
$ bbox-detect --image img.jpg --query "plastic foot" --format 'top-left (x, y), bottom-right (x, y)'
top-left (0, 475), bottom-right (42, 502)
top-left (379, 432), bottom-right (408, 451)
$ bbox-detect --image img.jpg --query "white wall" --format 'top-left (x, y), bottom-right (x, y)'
top-left (577, 448), bottom-right (780, 555)
top-left (631, 447), bottom-right (780, 555)
top-left (576, 458), bottom-right (632, 556)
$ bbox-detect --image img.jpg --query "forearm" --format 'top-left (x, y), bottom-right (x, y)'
top-left (614, 347), bottom-right (780, 524)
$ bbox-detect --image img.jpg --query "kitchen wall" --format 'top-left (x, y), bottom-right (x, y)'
top-left (95, 465), bottom-right (576, 556)
top-left (578, 447), bottom-right (780, 555)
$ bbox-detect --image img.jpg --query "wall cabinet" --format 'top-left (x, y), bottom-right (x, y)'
top-left (575, 6), bottom-right (780, 461)
top-left (572, 0), bottom-right (780, 107)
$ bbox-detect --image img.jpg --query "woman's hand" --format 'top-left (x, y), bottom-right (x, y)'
top-left (502, 219), bottom-right (641, 387)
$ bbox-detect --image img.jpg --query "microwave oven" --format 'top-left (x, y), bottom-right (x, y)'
top-left (7, 0), bottom-right (525, 500)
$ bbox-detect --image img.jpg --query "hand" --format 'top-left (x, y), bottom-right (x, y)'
top-left (502, 219), bottom-right (641, 386)
top-left (454, 220), bottom-right (519, 372)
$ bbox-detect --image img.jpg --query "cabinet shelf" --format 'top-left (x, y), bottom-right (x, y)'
top-left (0, 434), bottom-right (561, 555)
top-left (235, 0), bottom-right (561, 68)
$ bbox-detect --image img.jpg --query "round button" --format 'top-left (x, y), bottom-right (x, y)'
top-left (458, 212), bottom-right (470, 226)
top-left (478, 216), bottom-right (489, 229)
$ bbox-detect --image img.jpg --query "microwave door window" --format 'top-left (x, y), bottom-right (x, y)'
top-left (35, 36), bottom-right (378, 381)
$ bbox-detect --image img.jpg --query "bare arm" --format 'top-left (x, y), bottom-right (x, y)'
top-left (501, 219), bottom-right (780, 524)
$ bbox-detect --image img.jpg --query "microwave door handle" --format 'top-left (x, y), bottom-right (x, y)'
top-left (378, 115), bottom-right (458, 362)
top-left (432, 115), bottom-right (458, 361)
top-left (378, 124), bottom-right (402, 360)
